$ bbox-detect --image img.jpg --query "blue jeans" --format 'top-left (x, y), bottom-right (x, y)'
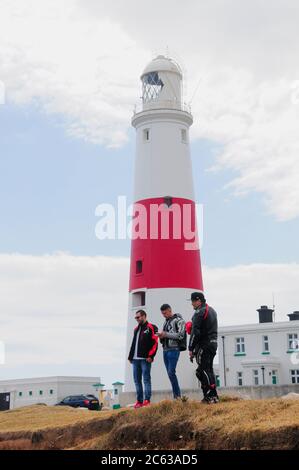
top-left (132, 359), bottom-right (152, 402)
top-left (163, 349), bottom-right (181, 398)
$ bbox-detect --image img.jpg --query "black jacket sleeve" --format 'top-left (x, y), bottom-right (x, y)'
top-left (188, 309), bottom-right (204, 352)
top-left (128, 328), bottom-right (137, 361)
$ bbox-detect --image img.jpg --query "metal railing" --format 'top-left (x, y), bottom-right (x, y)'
top-left (133, 100), bottom-right (191, 115)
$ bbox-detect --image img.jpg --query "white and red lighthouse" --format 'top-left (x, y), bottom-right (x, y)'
top-left (125, 56), bottom-right (204, 391)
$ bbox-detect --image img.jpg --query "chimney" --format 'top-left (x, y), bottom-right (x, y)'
top-left (257, 305), bottom-right (274, 323)
top-left (288, 311), bottom-right (299, 321)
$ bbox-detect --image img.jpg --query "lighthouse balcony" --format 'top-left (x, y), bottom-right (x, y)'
top-left (132, 105), bottom-right (193, 128)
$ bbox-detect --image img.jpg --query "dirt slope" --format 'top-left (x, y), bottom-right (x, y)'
top-left (0, 397), bottom-right (299, 450)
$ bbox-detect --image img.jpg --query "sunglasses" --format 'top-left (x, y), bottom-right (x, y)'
top-left (135, 316), bottom-right (142, 320)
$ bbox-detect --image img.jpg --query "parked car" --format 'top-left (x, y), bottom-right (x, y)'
top-left (56, 395), bottom-right (101, 410)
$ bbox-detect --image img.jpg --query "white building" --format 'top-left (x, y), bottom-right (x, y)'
top-left (0, 376), bottom-right (102, 410)
top-left (218, 307), bottom-right (299, 388)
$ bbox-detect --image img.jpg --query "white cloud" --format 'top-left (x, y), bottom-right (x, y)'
top-left (191, 71), bottom-right (299, 221)
top-left (203, 262), bottom-right (299, 326)
top-left (0, 0), bottom-right (149, 147)
top-left (1, 0), bottom-right (299, 218)
top-left (0, 253), bottom-right (298, 379)
top-left (0, 253), bottom-right (129, 370)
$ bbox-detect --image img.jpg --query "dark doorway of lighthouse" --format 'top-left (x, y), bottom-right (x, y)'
top-left (0, 392), bottom-right (10, 411)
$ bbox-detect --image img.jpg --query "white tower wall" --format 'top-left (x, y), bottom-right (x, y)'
top-left (125, 56), bottom-right (204, 394)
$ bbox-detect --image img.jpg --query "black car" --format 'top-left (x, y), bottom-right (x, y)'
top-left (56, 394), bottom-right (100, 410)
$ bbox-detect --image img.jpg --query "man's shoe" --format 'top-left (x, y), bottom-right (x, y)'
top-left (134, 401), bottom-right (143, 409)
top-left (143, 399), bottom-right (151, 406)
top-left (211, 396), bottom-right (219, 404)
top-left (201, 395), bottom-right (219, 404)
top-left (201, 396), bottom-right (212, 404)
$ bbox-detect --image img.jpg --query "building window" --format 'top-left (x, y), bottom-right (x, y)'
top-left (132, 291), bottom-right (146, 308)
top-left (136, 260), bottom-right (143, 274)
top-left (18, 392), bottom-right (22, 397)
top-left (237, 371), bottom-right (243, 386)
top-left (288, 333), bottom-right (298, 350)
top-left (50, 389), bottom-right (54, 395)
top-left (235, 337), bottom-right (245, 354)
top-left (39, 390), bottom-right (43, 396)
top-left (114, 389), bottom-right (118, 396)
top-left (253, 370), bottom-right (259, 386)
top-left (142, 72), bottom-right (164, 102)
top-left (263, 335), bottom-right (270, 353)
top-left (29, 391), bottom-right (33, 396)
top-left (143, 129), bottom-right (150, 141)
top-left (290, 369), bottom-right (299, 384)
top-left (181, 129), bottom-right (187, 142)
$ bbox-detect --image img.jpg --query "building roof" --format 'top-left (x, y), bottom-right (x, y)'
top-left (218, 320), bottom-right (299, 335)
top-left (0, 376), bottom-right (101, 385)
top-left (141, 55), bottom-right (182, 78)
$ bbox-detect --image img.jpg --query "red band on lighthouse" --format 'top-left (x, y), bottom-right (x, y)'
top-left (129, 197), bottom-right (203, 291)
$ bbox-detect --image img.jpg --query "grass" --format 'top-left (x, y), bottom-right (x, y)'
top-left (91, 397), bottom-right (299, 450)
top-left (0, 404), bottom-right (113, 433)
top-left (0, 397), bottom-right (299, 450)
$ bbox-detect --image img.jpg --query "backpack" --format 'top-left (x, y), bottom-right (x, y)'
top-left (174, 315), bottom-right (187, 351)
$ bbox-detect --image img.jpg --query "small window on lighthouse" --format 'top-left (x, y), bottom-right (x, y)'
top-left (181, 129), bottom-right (187, 142)
top-left (143, 129), bottom-right (150, 141)
top-left (132, 291), bottom-right (146, 307)
top-left (136, 260), bottom-right (143, 274)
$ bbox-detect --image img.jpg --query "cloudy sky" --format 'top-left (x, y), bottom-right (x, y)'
top-left (0, 0), bottom-right (299, 386)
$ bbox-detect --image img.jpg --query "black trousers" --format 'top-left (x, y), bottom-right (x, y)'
top-left (195, 344), bottom-right (217, 398)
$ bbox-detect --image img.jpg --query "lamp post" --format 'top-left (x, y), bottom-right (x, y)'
top-left (261, 366), bottom-right (265, 385)
top-left (222, 336), bottom-right (227, 387)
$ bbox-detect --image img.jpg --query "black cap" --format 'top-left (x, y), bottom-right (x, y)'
top-left (189, 292), bottom-right (205, 302)
top-left (160, 303), bottom-right (171, 311)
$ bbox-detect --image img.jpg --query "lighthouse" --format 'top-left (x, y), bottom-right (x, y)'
top-left (125, 55), bottom-right (204, 391)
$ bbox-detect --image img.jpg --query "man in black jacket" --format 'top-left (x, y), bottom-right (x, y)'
top-left (128, 310), bottom-right (158, 408)
top-left (188, 292), bottom-right (219, 404)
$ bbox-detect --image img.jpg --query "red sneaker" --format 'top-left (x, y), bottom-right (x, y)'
top-left (134, 401), bottom-right (143, 409)
top-left (143, 399), bottom-right (151, 406)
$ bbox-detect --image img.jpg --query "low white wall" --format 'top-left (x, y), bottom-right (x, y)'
top-left (119, 384), bottom-right (299, 406)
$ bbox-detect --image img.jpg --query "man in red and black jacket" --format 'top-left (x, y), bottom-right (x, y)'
top-left (188, 292), bottom-right (219, 404)
top-left (128, 309), bottom-right (158, 409)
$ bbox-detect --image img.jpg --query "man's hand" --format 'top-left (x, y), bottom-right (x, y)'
top-left (146, 357), bottom-right (153, 363)
top-left (157, 331), bottom-right (166, 339)
top-left (189, 351), bottom-right (194, 363)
